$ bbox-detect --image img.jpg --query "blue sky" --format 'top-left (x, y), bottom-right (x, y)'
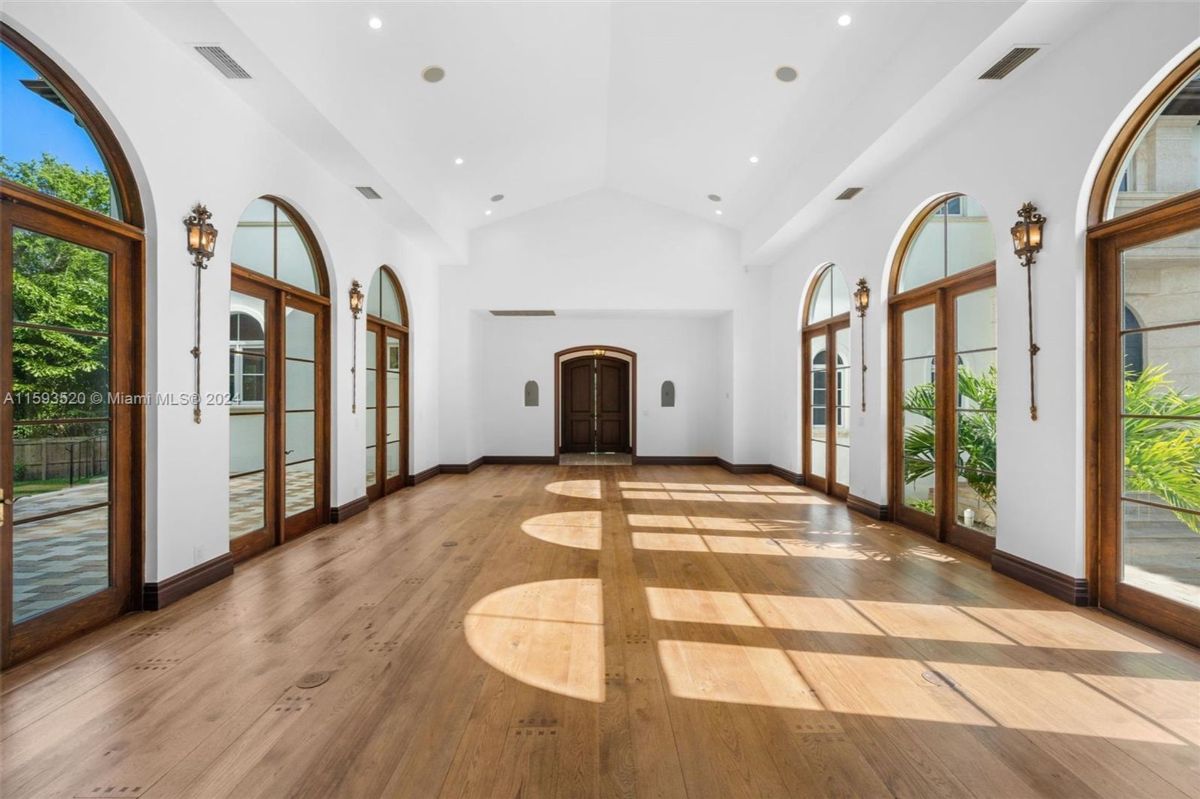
top-left (1, 43), bottom-right (108, 173)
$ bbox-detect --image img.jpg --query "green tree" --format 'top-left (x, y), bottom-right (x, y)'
top-left (2, 155), bottom-right (113, 427)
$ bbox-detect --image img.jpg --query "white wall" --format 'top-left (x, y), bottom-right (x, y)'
top-left (440, 188), bottom-right (767, 465)
top-left (479, 313), bottom-right (723, 458)
top-left (763, 3), bottom-right (1200, 577)
top-left (4, 2), bottom-right (443, 582)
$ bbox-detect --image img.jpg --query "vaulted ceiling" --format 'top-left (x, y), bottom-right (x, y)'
top-left (134, 1), bottom-right (1087, 263)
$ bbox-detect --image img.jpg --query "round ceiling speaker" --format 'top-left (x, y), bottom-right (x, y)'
top-left (422, 65), bottom-right (446, 83)
top-left (775, 66), bottom-right (798, 82)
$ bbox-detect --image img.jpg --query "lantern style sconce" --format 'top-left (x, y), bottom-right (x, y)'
top-left (853, 278), bottom-right (870, 412)
top-left (1011, 202), bottom-right (1046, 421)
top-left (349, 279), bottom-right (365, 413)
top-left (183, 204), bottom-right (218, 424)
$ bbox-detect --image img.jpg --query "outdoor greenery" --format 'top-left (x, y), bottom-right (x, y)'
top-left (1, 155), bottom-right (112, 428)
top-left (903, 364), bottom-right (1200, 533)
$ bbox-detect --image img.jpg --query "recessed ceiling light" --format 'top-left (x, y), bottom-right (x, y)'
top-left (484, 209), bottom-right (492, 216)
top-left (749, 155), bottom-right (759, 164)
top-left (707, 194), bottom-right (722, 202)
top-left (715, 209), bottom-right (723, 216)
top-left (422, 65), bottom-right (445, 83)
top-left (837, 14), bottom-right (852, 27)
top-left (775, 66), bottom-right (798, 83)
top-left (368, 16), bottom-right (383, 30)
top-left (454, 157), bottom-right (464, 165)
top-left (490, 194), bottom-right (504, 202)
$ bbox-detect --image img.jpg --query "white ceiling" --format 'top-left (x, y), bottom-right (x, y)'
top-left (137, 1), bottom-right (1050, 262)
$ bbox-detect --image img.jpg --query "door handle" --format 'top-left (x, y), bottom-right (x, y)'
top-left (0, 488), bottom-right (10, 525)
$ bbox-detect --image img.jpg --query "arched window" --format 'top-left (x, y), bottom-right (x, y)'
top-left (801, 263), bottom-right (851, 497)
top-left (890, 194), bottom-right (997, 558)
top-left (1089, 48), bottom-right (1200, 644)
top-left (228, 197), bottom-right (330, 561)
top-left (364, 266), bottom-right (409, 501)
top-left (1, 26), bottom-right (144, 667)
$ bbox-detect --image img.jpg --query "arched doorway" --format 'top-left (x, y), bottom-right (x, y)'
top-left (227, 196), bottom-right (330, 562)
top-left (1, 26), bottom-right (145, 667)
top-left (554, 346), bottom-right (636, 459)
top-left (889, 194), bottom-right (998, 559)
top-left (364, 266), bottom-right (409, 501)
top-left (1088, 47), bottom-right (1200, 645)
top-left (801, 263), bottom-right (851, 497)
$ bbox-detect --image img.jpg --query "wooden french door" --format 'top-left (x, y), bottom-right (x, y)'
top-left (890, 263), bottom-right (997, 558)
top-left (559, 356), bottom-right (630, 454)
top-left (1, 188), bottom-right (141, 667)
top-left (802, 316), bottom-right (850, 497)
top-left (365, 318), bottom-right (408, 501)
top-left (1092, 195), bottom-right (1200, 646)
top-left (228, 270), bottom-right (328, 562)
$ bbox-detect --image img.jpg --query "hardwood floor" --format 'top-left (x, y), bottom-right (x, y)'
top-left (3, 464), bottom-right (1199, 798)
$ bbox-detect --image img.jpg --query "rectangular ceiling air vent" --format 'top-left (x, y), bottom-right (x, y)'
top-left (979, 47), bottom-right (1039, 80)
top-left (489, 310), bottom-right (556, 317)
top-left (355, 186), bottom-right (382, 200)
top-left (194, 46), bottom-right (252, 79)
top-left (835, 187), bottom-right (864, 200)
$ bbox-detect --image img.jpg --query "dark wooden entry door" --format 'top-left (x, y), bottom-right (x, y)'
top-left (560, 356), bottom-right (630, 453)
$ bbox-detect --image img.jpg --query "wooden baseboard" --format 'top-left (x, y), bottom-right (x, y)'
top-left (992, 549), bottom-right (1089, 606)
top-left (768, 465), bottom-right (804, 485)
top-left (330, 495), bottom-right (369, 523)
top-left (846, 493), bottom-right (890, 521)
top-left (634, 455), bottom-right (718, 466)
top-left (440, 457), bottom-right (485, 475)
top-left (482, 455), bottom-right (558, 465)
top-left (717, 458), bottom-right (772, 474)
top-left (143, 553), bottom-right (234, 611)
top-left (409, 465), bottom-right (441, 486)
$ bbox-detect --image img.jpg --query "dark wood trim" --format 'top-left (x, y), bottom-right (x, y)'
top-left (846, 494), bottom-right (890, 521)
top-left (142, 553), bottom-right (234, 611)
top-left (329, 495), bottom-right (369, 523)
top-left (768, 465), bottom-right (804, 485)
top-left (1087, 47), bottom-right (1200, 227)
top-left (801, 316), bottom-right (851, 497)
top-left (441, 457), bottom-right (486, 475)
top-left (553, 345), bottom-right (637, 458)
top-left (992, 549), bottom-right (1089, 607)
top-left (716, 459), bottom-right (771, 475)
top-left (409, 465), bottom-right (441, 486)
top-left (634, 456), bottom-right (718, 466)
top-left (481, 456), bottom-right (557, 465)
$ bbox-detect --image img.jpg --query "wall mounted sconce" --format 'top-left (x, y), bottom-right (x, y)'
top-left (1011, 202), bottom-right (1046, 421)
top-left (183, 204), bottom-right (217, 424)
top-left (853, 277), bottom-right (870, 412)
top-left (349, 279), bottom-right (365, 413)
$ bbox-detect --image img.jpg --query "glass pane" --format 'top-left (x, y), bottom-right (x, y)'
top-left (386, 406), bottom-right (400, 447)
top-left (956, 467), bottom-right (997, 535)
top-left (277, 217), bottom-right (318, 293)
top-left (12, 421), bottom-right (111, 622)
top-left (12, 228), bottom-right (109, 332)
top-left (367, 268), bottom-right (384, 319)
top-left (386, 441), bottom-right (401, 479)
top-left (830, 264), bottom-right (851, 318)
top-left (285, 461), bottom-right (316, 518)
top-left (366, 407), bottom-right (377, 442)
top-left (898, 206), bottom-right (945, 292)
top-left (808, 267), bottom-right (832, 324)
top-left (230, 290), bottom-right (266, 539)
top-left (809, 439), bottom-right (826, 479)
top-left (809, 333), bottom-right (826, 443)
top-left (956, 287), bottom-right (997, 352)
top-left (1121, 501), bottom-right (1200, 608)
top-left (902, 305), bottom-right (936, 359)
top-left (1122, 417), bottom-right (1200, 509)
top-left (285, 411), bottom-right (315, 464)
top-left (1109, 67), bottom-right (1200, 220)
top-left (903, 458), bottom-right (936, 515)
top-left (366, 369), bottom-right (377, 409)
top-left (366, 445), bottom-right (377, 487)
top-left (381, 274), bottom-right (403, 324)
top-left (231, 199), bottom-right (274, 277)
top-left (367, 327), bottom-right (377, 363)
top-left (946, 196), bottom-right (994, 276)
top-left (386, 370), bottom-right (400, 406)
top-left (285, 360), bottom-right (315, 411)
top-left (1121, 230), bottom-right (1200, 332)
top-left (835, 445), bottom-right (850, 487)
top-left (285, 308), bottom-right (315, 360)
top-left (12, 332), bottom-right (109, 421)
top-left (0, 42), bottom-right (118, 218)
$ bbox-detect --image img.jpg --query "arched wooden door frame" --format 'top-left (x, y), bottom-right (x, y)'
top-left (553, 345), bottom-right (637, 461)
top-left (1086, 46), bottom-right (1200, 645)
top-left (365, 265), bottom-right (409, 501)
top-left (1, 24), bottom-right (145, 668)
top-left (801, 263), bottom-right (851, 498)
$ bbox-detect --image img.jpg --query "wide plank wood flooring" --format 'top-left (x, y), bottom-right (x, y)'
top-left (3, 464), bottom-right (1199, 798)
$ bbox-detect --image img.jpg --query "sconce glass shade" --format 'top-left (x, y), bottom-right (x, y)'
top-left (853, 278), bottom-right (870, 316)
top-left (1010, 202), bottom-right (1045, 263)
top-left (349, 280), bottom-right (365, 318)
top-left (184, 204), bottom-right (217, 262)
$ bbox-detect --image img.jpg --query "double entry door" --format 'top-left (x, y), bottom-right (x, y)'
top-left (560, 356), bottom-right (630, 454)
top-left (803, 318), bottom-right (851, 497)
top-left (365, 319), bottom-right (407, 501)
top-left (228, 272), bottom-right (328, 562)
top-left (890, 266), bottom-right (997, 558)
top-left (1, 191), bottom-right (140, 667)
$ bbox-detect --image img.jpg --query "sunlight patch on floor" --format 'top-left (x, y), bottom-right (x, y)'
top-left (464, 579), bottom-right (605, 703)
top-left (849, 600), bottom-right (1013, 645)
top-left (658, 640), bottom-right (822, 710)
top-left (545, 479), bottom-right (602, 499)
top-left (521, 510), bottom-right (603, 550)
top-left (957, 607), bottom-right (1160, 653)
